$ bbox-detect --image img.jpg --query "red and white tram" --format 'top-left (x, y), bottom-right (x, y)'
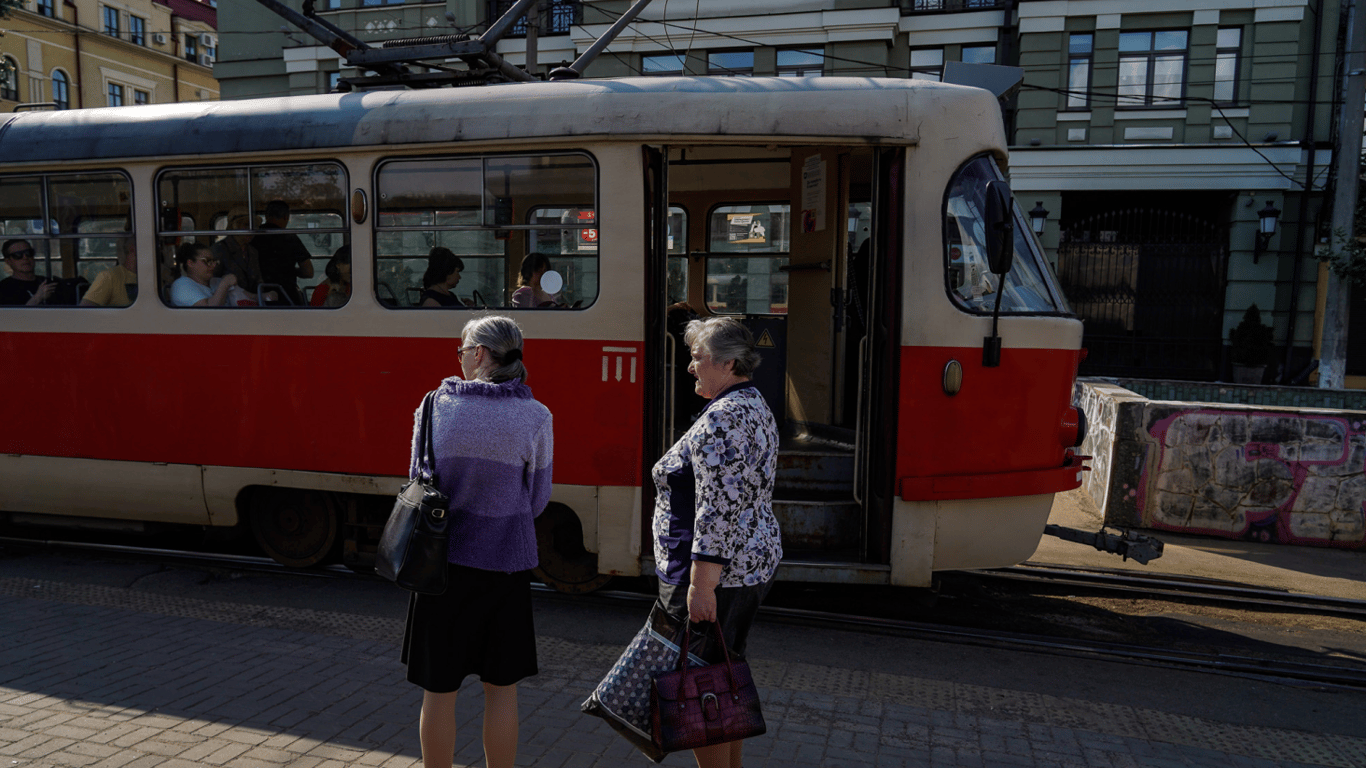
top-left (0, 77), bottom-right (1085, 591)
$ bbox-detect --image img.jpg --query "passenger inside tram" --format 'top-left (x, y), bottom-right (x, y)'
top-left (212, 212), bottom-right (262, 295)
top-left (310, 245), bottom-right (352, 307)
top-left (80, 237), bottom-right (138, 308)
top-left (253, 200), bottom-right (315, 305)
top-left (0, 239), bottom-right (57, 306)
top-left (168, 242), bottom-right (236, 307)
top-left (419, 247), bottom-right (465, 307)
top-left (510, 252), bottom-right (559, 308)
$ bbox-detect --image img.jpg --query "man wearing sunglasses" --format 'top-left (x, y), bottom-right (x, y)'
top-left (1, 239), bottom-right (58, 306)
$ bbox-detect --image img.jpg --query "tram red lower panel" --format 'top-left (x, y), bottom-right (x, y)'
top-left (0, 332), bottom-right (644, 487)
top-left (896, 345), bottom-right (1082, 495)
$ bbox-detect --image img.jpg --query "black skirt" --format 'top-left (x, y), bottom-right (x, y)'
top-left (401, 563), bottom-right (538, 692)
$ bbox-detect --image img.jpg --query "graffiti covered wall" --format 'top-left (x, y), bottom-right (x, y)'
top-left (1078, 382), bottom-right (1366, 550)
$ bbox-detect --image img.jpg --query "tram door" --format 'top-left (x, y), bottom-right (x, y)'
top-left (650, 145), bottom-right (892, 574)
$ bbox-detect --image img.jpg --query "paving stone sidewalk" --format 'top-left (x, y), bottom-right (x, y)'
top-left (1, 577), bottom-right (1361, 768)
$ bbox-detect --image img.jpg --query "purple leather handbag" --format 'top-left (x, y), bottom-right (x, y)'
top-left (650, 621), bottom-right (765, 752)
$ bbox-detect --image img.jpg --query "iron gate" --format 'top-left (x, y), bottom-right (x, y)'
top-left (1056, 208), bottom-right (1228, 380)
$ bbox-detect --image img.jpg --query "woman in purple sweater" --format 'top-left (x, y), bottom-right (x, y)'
top-left (400, 315), bottom-right (553, 768)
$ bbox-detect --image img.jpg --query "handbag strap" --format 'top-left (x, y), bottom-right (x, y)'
top-left (417, 390), bottom-right (440, 485)
top-left (675, 619), bottom-right (740, 695)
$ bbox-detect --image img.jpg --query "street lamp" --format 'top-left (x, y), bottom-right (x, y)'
top-left (1253, 200), bottom-right (1281, 262)
top-left (1028, 201), bottom-right (1049, 236)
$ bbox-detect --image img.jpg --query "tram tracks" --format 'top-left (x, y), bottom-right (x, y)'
top-left (5, 534), bottom-right (1365, 691)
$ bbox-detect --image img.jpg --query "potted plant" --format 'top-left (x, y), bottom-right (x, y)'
top-left (1229, 304), bottom-right (1274, 384)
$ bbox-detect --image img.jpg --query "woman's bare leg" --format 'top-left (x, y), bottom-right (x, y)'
top-left (482, 682), bottom-right (519, 768)
top-left (692, 738), bottom-right (744, 768)
top-left (419, 690), bottom-right (458, 768)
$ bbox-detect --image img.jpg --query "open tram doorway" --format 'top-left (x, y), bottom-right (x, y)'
top-left (646, 144), bottom-right (898, 577)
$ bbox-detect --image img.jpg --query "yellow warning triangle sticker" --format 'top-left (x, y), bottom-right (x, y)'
top-left (756, 330), bottom-right (776, 348)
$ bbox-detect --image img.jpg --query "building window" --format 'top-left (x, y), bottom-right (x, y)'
top-left (1, 57), bottom-right (19, 101)
top-left (134, 89), bottom-right (149, 105)
top-left (777, 48), bottom-right (824, 77)
top-left (129, 16), bottom-right (146, 46)
top-left (362, 0), bottom-right (403, 6)
top-left (1067, 33), bottom-right (1092, 109)
top-left (708, 50), bottom-right (753, 77)
top-left (961, 46), bottom-right (995, 65)
top-left (51, 70), bottom-right (69, 109)
top-left (489, 0), bottom-right (577, 36)
top-left (910, 48), bottom-right (943, 81)
top-left (643, 53), bottom-right (686, 76)
top-left (327, 72), bottom-right (342, 92)
top-left (1117, 30), bottom-right (1187, 107)
top-left (204, 37), bottom-right (217, 61)
top-left (102, 6), bottom-right (120, 36)
top-left (1214, 27), bottom-right (1242, 104)
top-left (36, 0), bottom-right (54, 17)
top-left (185, 34), bottom-right (198, 63)
top-left (108, 83), bottom-right (125, 107)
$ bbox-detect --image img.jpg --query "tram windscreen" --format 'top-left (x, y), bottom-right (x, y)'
top-left (943, 156), bottom-right (1068, 314)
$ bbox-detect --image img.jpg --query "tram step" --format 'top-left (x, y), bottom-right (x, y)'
top-left (772, 497), bottom-right (860, 552)
top-left (775, 450), bottom-right (854, 494)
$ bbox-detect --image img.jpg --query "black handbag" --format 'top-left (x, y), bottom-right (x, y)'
top-left (376, 390), bottom-right (451, 594)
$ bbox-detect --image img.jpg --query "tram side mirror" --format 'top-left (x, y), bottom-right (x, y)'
top-left (984, 180), bottom-right (1014, 275)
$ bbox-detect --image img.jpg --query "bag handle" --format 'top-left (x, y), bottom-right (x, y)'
top-left (417, 390), bottom-right (440, 486)
top-left (675, 619), bottom-right (740, 696)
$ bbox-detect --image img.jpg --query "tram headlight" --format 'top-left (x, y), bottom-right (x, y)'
top-left (1060, 406), bottom-right (1087, 448)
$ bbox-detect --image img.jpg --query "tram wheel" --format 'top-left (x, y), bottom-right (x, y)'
top-left (532, 504), bottom-right (612, 594)
top-left (249, 488), bottom-right (339, 568)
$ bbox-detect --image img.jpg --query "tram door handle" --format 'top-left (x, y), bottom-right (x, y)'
top-left (831, 288), bottom-right (851, 333)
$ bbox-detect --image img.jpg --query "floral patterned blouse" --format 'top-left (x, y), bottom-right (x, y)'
top-left (651, 382), bottom-right (783, 588)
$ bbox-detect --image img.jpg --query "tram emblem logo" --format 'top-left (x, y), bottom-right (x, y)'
top-left (602, 346), bottom-right (638, 383)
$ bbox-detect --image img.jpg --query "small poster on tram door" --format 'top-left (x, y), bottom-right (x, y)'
top-left (576, 210), bottom-right (598, 253)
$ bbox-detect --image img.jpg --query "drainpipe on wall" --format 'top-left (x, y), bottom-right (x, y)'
top-left (63, 0), bottom-right (82, 108)
top-left (1279, 0), bottom-right (1326, 382)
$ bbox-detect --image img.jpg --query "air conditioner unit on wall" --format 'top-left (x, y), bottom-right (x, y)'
top-left (198, 54), bottom-right (214, 67)
top-left (199, 33), bottom-right (215, 46)
top-left (153, 33), bottom-right (166, 45)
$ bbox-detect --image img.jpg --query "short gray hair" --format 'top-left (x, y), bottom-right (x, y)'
top-left (683, 317), bottom-right (761, 377)
top-left (461, 315), bottom-right (528, 383)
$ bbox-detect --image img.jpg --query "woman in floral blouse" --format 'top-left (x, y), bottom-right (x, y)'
top-left (651, 315), bottom-right (782, 768)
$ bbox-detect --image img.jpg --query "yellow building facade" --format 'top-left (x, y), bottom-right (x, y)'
top-left (1, 0), bottom-right (217, 112)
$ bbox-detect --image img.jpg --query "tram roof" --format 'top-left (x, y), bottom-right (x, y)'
top-left (0, 77), bottom-right (994, 165)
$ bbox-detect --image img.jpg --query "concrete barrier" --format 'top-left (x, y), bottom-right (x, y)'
top-left (1077, 379), bottom-right (1366, 550)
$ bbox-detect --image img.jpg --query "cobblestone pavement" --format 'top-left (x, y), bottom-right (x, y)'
top-left (2, 576), bottom-right (1363, 768)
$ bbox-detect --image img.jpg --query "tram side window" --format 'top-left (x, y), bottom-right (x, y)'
top-left (156, 163), bottom-right (349, 307)
top-left (666, 206), bottom-right (688, 305)
top-left (375, 153), bottom-right (598, 309)
top-left (943, 155), bottom-right (1065, 314)
top-left (704, 204), bottom-right (789, 315)
top-left (0, 172), bottom-right (133, 307)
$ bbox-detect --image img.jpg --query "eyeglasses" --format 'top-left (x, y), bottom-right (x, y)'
top-left (457, 345), bottom-right (478, 357)
top-left (195, 256), bottom-right (219, 266)
top-left (5, 248), bottom-right (35, 260)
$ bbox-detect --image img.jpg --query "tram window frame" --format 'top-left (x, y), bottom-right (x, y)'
top-left (665, 205), bottom-right (689, 307)
top-left (155, 161), bottom-right (350, 309)
top-left (0, 170), bottom-right (134, 308)
top-left (373, 151), bottom-right (600, 311)
top-left (703, 202), bottom-right (790, 316)
top-left (941, 153), bottom-right (1069, 316)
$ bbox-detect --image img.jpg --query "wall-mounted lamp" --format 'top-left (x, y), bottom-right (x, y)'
top-left (1029, 201), bottom-right (1050, 236)
top-left (1253, 200), bottom-right (1281, 262)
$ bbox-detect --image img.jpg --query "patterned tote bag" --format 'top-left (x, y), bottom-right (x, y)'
top-left (581, 601), bottom-right (705, 762)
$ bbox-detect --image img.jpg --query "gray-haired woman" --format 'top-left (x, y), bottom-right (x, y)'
top-left (401, 315), bottom-right (553, 768)
top-left (650, 315), bottom-right (782, 768)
